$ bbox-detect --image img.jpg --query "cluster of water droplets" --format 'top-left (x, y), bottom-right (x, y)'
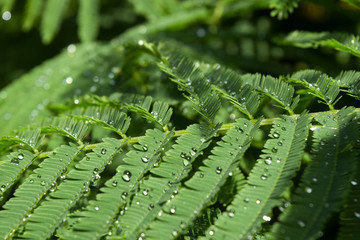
top-left (10, 153), bottom-right (25, 166)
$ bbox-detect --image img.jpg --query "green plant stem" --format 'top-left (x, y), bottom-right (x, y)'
top-left (35, 108), bottom-right (360, 159)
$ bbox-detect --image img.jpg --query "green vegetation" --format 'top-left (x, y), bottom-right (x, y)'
top-left (0, 0), bottom-right (360, 239)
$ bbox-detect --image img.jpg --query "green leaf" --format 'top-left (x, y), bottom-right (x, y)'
top-left (280, 31), bottom-right (360, 58)
top-left (267, 107), bottom-right (358, 240)
top-left (0, 144), bottom-right (80, 239)
top-left (204, 113), bottom-right (310, 239)
top-left (146, 118), bottom-right (260, 239)
top-left (78, 0), bottom-right (100, 42)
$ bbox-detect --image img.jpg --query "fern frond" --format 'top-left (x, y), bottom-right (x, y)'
top-left (281, 31), bottom-right (360, 58)
top-left (337, 134), bottom-right (360, 239)
top-left (242, 74), bottom-right (298, 114)
top-left (60, 129), bottom-right (174, 240)
top-left (23, 0), bottom-right (44, 31)
top-left (156, 56), bottom-right (221, 124)
top-left (0, 129), bottom-right (40, 155)
top-left (342, 0), bottom-right (360, 8)
top-left (267, 107), bottom-right (358, 240)
top-left (0, 150), bottom-right (35, 198)
top-left (20, 138), bottom-right (125, 239)
top-left (269, 0), bottom-right (301, 19)
top-left (0, 144), bottom-right (80, 239)
top-left (146, 118), bottom-right (260, 239)
top-left (69, 107), bottom-right (130, 138)
top-left (0, 0), bottom-right (15, 12)
top-left (112, 123), bottom-right (219, 239)
top-left (78, 0), bottom-right (100, 42)
top-left (204, 113), bottom-right (310, 239)
top-left (336, 70), bottom-right (360, 99)
top-left (40, 0), bottom-right (70, 44)
top-left (290, 70), bottom-right (340, 109)
top-left (40, 117), bottom-right (89, 144)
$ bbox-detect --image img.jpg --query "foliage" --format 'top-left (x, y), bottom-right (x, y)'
top-left (1, 0), bottom-right (360, 240)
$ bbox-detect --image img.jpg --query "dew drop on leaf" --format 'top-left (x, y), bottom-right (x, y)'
top-left (228, 209), bottom-right (235, 217)
top-left (272, 131), bottom-right (280, 138)
top-left (112, 181), bottom-right (118, 187)
top-left (244, 198), bottom-right (249, 203)
top-left (354, 212), bottom-right (360, 218)
top-left (142, 189), bottom-right (149, 196)
top-left (261, 174), bottom-right (268, 180)
top-left (18, 153), bottom-right (24, 160)
top-left (29, 179), bottom-right (34, 184)
top-left (271, 147), bottom-right (278, 153)
top-left (298, 220), bottom-right (306, 227)
top-left (305, 187), bottom-right (312, 194)
top-left (142, 146), bottom-right (148, 152)
top-left (277, 142), bottom-right (283, 146)
top-left (40, 181), bottom-right (45, 186)
top-left (351, 180), bottom-right (358, 186)
top-left (189, 148), bottom-right (197, 156)
top-left (215, 167), bottom-right (222, 174)
top-left (11, 158), bottom-right (19, 165)
top-left (149, 203), bottom-right (154, 209)
top-left (101, 149), bottom-right (107, 155)
top-left (94, 205), bottom-right (99, 211)
top-left (121, 192), bottom-right (128, 199)
top-left (264, 157), bottom-right (272, 165)
top-left (180, 221), bottom-right (187, 229)
top-left (172, 230), bottom-right (178, 237)
top-left (199, 173), bottom-right (205, 178)
top-left (256, 199), bottom-right (261, 204)
top-left (262, 215), bottom-right (271, 221)
top-left (209, 230), bottom-right (215, 236)
top-left (141, 157), bottom-right (149, 163)
top-left (180, 152), bottom-right (186, 158)
top-left (170, 206), bottom-right (176, 214)
top-left (122, 171), bottom-right (132, 182)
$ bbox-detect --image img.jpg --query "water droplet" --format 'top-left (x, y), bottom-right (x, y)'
top-left (312, 178), bottom-right (318, 182)
top-left (172, 229), bottom-right (178, 237)
top-left (112, 181), bottom-right (118, 187)
top-left (180, 152), bottom-right (186, 158)
top-left (29, 179), bottom-right (34, 184)
top-left (298, 220), bottom-right (306, 227)
top-left (18, 153), bottom-right (24, 160)
top-left (141, 157), bottom-right (149, 163)
top-left (264, 157), bottom-right (272, 165)
top-left (238, 127), bottom-right (244, 134)
top-left (11, 158), bottom-right (19, 165)
top-left (121, 192), bottom-right (128, 199)
top-left (170, 206), bottom-right (176, 214)
top-left (149, 203), bottom-right (154, 209)
top-left (244, 198), bottom-right (249, 203)
top-left (351, 180), bottom-right (358, 186)
top-left (261, 174), bottom-right (268, 180)
top-left (189, 148), bottom-right (197, 156)
top-left (101, 149), bottom-right (107, 155)
top-left (305, 187), bottom-right (312, 194)
top-left (277, 142), bottom-right (283, 146)
top-left (2, 11), bottom-right (11, 21)
top-left (40, 181), bottom-right (45, 186)
top-left (215, 167), bottom-right (222, 174)
top-left (199, 173), bottom-right (205, 178)
top-left (272, 131), bottom-right (280, 138)
top-left (95, 205), bottom-right (99, 211)
top-left (142, 189), bottom-right (149, 196)
top-left (142, 146), bottom-right (148, 152)
top-left (263, 215), bottom-right (271, 221)
top-left (209, 230), bottom-right (215, 236)
top-left (180, 221), bottom-right (187, 229)
top-left (354, 212), bottom-right (360, 218)
top-left (276, 158), bottom-right (281, 163)
top-left (281, 127), bottom-right (286, 131)
top-left (271, 147), bottom-right (278, 153)
top-left (228, 209), bottom-right (235, 217)
top-left (122, 171), bottom-right (131, 182)
top-left (256, 199), bottom-right (261, 204)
